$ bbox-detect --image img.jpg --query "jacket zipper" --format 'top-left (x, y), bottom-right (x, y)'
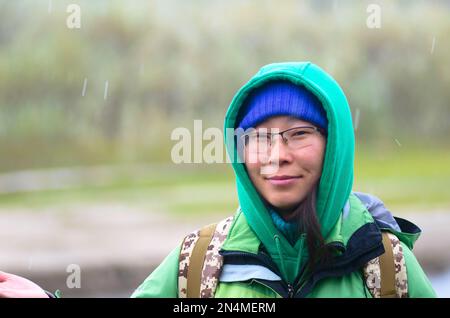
top-left (287, 283), bottom-right (294, 298)
top-left (221, 250), bottom-right (298, 298)
top-left (221, 241), bottom-right (346, 298)
top-left (250, 278), bottom-right (295, 298)
top-left (250, 279), bottom-right (282, 298)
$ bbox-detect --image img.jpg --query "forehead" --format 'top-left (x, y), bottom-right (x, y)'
top-left (255, 116), bottom-right (312, 129)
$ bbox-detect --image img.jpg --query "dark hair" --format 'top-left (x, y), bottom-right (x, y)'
top-left (287, 185), bottom-right (335, 273)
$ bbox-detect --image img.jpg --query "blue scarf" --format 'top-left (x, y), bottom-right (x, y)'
top-left (269, 209), bottom-right (300, 245)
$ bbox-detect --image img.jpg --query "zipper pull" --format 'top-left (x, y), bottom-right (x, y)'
top-left (287, 283), bottom-right (294, 298)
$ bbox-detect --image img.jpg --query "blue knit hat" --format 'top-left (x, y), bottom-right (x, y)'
top-left (236, 80), bottom-right (328, 131)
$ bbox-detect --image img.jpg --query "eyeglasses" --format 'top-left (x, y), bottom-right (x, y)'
top-left (241, 126), bottom-right (326, 155)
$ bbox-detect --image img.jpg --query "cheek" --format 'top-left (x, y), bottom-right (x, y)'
top-left (295, 142), bottom-right (326, 173)
top-left (244, 161), bottom-right (268, 195)
top-left (245, 162), bottom-right (260, 178)
top-left (244, 147), bottom-right (265, 179)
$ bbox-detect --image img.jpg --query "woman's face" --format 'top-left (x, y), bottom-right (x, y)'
top-left (243, 116), bottom-right (327, 217)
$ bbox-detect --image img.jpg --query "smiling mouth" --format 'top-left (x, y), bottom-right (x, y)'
top-left (266, 175), bottom-right (303, 180)
top-left (265, 175), bottom-right (303, 186)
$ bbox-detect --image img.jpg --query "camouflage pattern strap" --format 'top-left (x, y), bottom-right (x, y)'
top-left (178, 216), bottom-right (234, 298)
top-left (199, 216), bottom-right (234, 298)
top-left (363, 232), bottom-right (408, 298)
top-left (178, 229), bottom-right (201, 298)
top-left (389, 232), bottom-right (408, 298)
top-left (187, 223), bottom-right (217, 298)
top-left (364, 256), bottom-right (382, 298)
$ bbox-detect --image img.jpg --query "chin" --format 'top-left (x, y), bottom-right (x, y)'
top-left (266, 191), bottom-right (308, 210)
top-left (267, 198), bottom-right (301, 212)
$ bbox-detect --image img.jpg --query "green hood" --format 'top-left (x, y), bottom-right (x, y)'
top-left (223, 62), bottom-right (355, 282)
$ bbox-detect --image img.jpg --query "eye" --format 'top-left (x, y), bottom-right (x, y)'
top-left (253, 132), bottom-right (270, 141)
top-left (244, 133), bottom-right (269, 145)
top-left (291, 129), bottom-right (309, 137)
top-left (293, 130), bottom-right (306, 136)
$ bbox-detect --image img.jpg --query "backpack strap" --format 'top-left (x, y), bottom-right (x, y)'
top-left (363, 232), bottom-right (409, 298)
top-left (178, 216), bottom-right (234, 298)
top-left (187, 223), bottom-right (217, 298)
top-left (379, 231), bottom-right (397, 297)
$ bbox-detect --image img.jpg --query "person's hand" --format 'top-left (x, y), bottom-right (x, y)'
top-left (0, 271), bottom-right (49, 298)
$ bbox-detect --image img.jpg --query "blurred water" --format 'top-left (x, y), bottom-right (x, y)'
top-left (429, 269), bottom-right (450, 298)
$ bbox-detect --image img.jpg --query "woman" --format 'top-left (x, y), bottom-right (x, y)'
top-left (131, 62), bottom-right (436, 298)
top-left (0, 62), bottom-right (436, 298)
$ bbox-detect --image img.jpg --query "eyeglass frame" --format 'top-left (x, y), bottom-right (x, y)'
top-left (240, 125), bottom-right (327, 153)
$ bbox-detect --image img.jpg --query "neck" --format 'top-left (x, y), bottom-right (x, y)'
top-left (272, 206), bottom-right (298, 223)
top-left (279, 211), bottom-right (295, 223)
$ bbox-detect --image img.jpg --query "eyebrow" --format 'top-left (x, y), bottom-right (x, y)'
top-left (285, 117), bottom-right (311, 129)
top-left (286, 116), bottom-right (306, 124)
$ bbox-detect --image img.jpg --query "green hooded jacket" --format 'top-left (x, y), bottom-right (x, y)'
top-left (132, 62), bottom-right (436, 298)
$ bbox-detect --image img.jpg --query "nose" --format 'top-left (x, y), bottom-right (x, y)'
top-left (268, 135), bottom-right (293, 165)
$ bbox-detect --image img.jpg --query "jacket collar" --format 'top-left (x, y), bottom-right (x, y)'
top-left (220, 192), bottom-right (423, 294)
top-left (222, 192), bottom-right (380, 255)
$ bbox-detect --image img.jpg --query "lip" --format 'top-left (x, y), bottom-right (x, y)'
top-left (265, 175), bottom-right (302, 186)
